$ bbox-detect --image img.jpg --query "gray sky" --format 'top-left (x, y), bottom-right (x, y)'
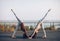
top-left (0, 0), bottom-right (60, 21)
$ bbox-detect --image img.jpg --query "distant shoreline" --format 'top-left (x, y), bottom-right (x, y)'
top-left (0, 20), bottom-right (60, 23)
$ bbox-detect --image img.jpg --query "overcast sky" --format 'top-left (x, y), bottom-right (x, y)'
top-left (0, 0), bottom-right (60, 21)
